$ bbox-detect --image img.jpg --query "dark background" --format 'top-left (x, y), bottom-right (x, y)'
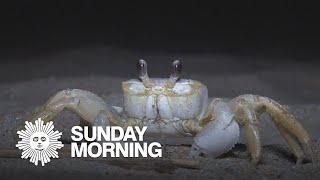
top-left (1, 2), bottom-right (320, 57)
top-left (0, 1), bottom-right (319, 103)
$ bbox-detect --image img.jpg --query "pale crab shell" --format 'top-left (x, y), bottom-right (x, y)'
top-left (122, 78), bottom-right (208, 121)
top-left (121, 78), bottom-right (240, 156)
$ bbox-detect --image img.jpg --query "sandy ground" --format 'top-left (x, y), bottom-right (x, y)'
top-left (0, 48), bottom-right (319, 179)
top-left (0, 76), bottom-right (319, 180)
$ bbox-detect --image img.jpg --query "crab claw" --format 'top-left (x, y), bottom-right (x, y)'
top-left (189, 143), bottom-right (202, 159)
top-left (191, 101), bottom-right (240, 158)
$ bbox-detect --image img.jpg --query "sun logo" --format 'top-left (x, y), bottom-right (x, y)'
top-left (16, 118), bottom-right (64, 166)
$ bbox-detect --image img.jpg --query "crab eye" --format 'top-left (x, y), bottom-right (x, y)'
top-left (41, 137), bottom-right (46, 141)
top-left (166, 60), bottom-right (183, 88)
top-left (172, 60), bottom-right (182, 77)
top-left (33, 137), bottom-right (39, 142)
top-left (137, 59), bottom-right (148, 78)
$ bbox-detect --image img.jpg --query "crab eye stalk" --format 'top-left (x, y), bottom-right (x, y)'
top-left (137, 59), bottom-right (147, 78)
top-left (166, 60), bottom-right (182, 88)
top-left (171, 60), bottom-right (182, 79)
top-left (137, 59), bottom-right (153, 87)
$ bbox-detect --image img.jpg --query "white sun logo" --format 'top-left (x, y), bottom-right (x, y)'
top-left (16, 118), bottom-right (64, 166)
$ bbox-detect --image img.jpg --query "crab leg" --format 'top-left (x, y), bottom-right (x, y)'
top-left (231, 94), bottom-right (317, 165)
top-left (28, 89), bottom-right (122, 126)
top-left (277, 125), bottom-right (304, 164)
top-left (233, 102), bottom-right (262, 165)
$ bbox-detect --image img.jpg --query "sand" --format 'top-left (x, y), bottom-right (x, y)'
top-left (0, 76), bottom-right (319, 179)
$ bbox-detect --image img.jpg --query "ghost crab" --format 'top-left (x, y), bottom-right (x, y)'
top-left (29, 59), bottom-right (316, 166)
